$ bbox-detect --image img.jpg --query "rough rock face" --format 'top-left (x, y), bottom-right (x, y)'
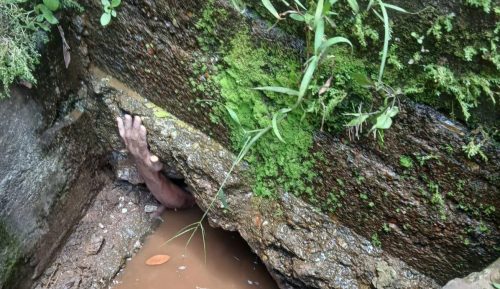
top-left (0, 43), bottom-right (108, 288)
top-left (315, 99), bottom-right (499, 283)
top-left (70, 0), bottom-right (499, 285)
top-left (89, 74), bottom-right (439, 288)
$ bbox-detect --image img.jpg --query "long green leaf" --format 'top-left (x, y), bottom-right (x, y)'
top-left (254, 86), bottom-right (300, 96)
top-left (367, 0), bottom-right (375, 10)
top-left (314, 18), bottom-right (325, 54)
top-left (262, 0), bottom-right (281, 19)
top-left (314, 0), bottom-right (324, 28)
top-left (293, 0), bottom-right (306, 10)
top-left (225, 106), bottom-right (241, 126)
top-left (319, 36), bottom-right (353, 53)
top-left (272, 108), bottom-right (292, 142)
top-left (289, 12), bottom-right (305, 21)
top-left (378, 0), bottom-right (390, 83)
top-left (383, 3), bottom-right (408, 13)
top-left (347, 0), bottom-right (359, 12)
top-left (298, 56), bottom-right (318, 102)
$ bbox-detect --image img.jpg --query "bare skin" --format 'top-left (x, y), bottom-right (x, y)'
top-left (116, 115), bottom-right (195, 211)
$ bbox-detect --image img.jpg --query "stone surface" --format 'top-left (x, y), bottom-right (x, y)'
top-left (71, 0), bottom-right (499, 284)
top-left (90, 75), bottom-right (439, 288)
top-left (443, 258), bottom-right (500, 289)
top-left (0, 85), bottom-right (107, 289)
top-left (31, 182), bottom-right (160, 289)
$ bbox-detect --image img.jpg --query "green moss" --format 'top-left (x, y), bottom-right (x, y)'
top-left (0, 221), bottom-right (21, 286)
top-left (212, 32), bottom-right (317, 197)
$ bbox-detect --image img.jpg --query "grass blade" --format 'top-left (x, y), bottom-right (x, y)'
top-left (314, 18), bottom-right (325, 54)
top-left (272, 108), bottom-right (292, 143)
top-left (254, 86), bottom-right (300, 96)
top-left (298, 56), bottom-right (318, 102)
top-left (314, 0), bottom-right (324, 28)
top-left (293, 0), bottom-right (306, 10)
top-left (347, 0), bottom-right (359, 13)
top-left (262, 0), bottom-right (281, 19)
top-left (319, 36), bottom-right (353, 53)
top-left (160, 223), bottom-right (198, 246)
top-left (225, 106), bottom-right (241, 126)
top-left (200, 223), bottom-right (207, 264)
top-left (383, 2), bottom-right (408, 13)
top-left (378, 0), bottom-right (390, 83)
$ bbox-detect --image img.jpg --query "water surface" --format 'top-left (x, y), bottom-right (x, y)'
top-left (112, 207), bottom-right (278, 289)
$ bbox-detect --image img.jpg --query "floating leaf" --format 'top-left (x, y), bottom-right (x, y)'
top-left (254, 86), bottom-right (299, 96)
top-left (100, 13), bottom-right (111, 26)
top-left (111, 9), bottom-right (117, 17)
top-left (145, 255), bottom-right (171, 266)
top-left (261, 0), bottom-right (281, 19)
top-left (43, 0), bottom-right (59, 11)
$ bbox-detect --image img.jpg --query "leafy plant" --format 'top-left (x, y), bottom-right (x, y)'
top-left (100, 0), bottom-right (121, 26)
top-left (399, 155), bottom-right (413, 168)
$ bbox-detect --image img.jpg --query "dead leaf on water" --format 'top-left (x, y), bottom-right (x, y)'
top-left (145, 254), bottom-right (171, 266)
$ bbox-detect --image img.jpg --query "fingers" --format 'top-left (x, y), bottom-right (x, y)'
top-left (116, 117), bottom-right (125, 140)
top-left (124, 114), bottom-right (132, 132)
top-left (133, 115), bottom-right (142, 130)
top-left (140, 125), bottom-right (147, 140)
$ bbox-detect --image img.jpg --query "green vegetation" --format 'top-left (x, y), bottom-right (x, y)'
top-left (0, 221), bottom-right (21, 286)
top-left (100, 0), bottom-right (121, 26)
top-left (371, 232), bottom-right (382, 247)
top-left (0, 0), bottom-right (94, 97)
top-left (212, 32), bottom-right (316, 197)
top-left (399, 155), bottom-right (413, 169)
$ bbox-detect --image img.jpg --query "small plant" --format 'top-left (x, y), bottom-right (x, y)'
top-left (382, 223), bottom-right (391, 233)
top-left (416, 153), bottom-right (440, 166)
top-left (399, 155), bottom-right (413, 168)
top-left (462, 139), bottom-right (488, 161)
top-left (100, 0), bottom-right (121, 26)
top-left (371, 232), bottom-right (382, 247)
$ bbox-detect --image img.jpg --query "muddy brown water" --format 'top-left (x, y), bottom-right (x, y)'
top-left (112, 207), bottom-right (278, 289)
